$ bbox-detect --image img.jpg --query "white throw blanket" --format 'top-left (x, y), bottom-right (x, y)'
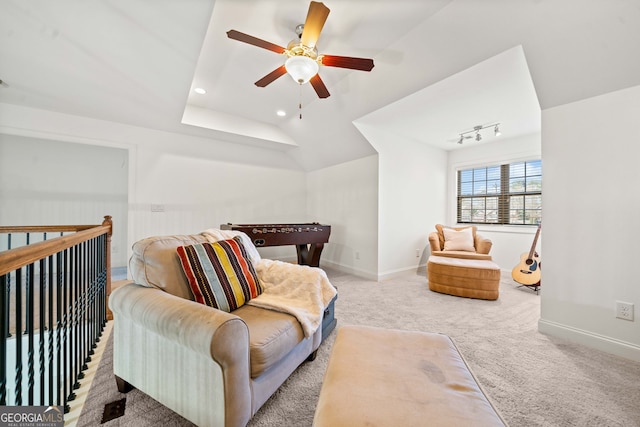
top-left (248, 259), bottom-right (337, 338)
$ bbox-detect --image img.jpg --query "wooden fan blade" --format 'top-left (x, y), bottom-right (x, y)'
top-left (321, 55), bottom-right (374, 71)
top-left (255, 66), bottom-right (287, 87)
top-left (310, 74), bottom-right (330, 98)
top-left (227, 30), bottom-right (285, 54)
top-left (300, 2), bottom-right (330, 48)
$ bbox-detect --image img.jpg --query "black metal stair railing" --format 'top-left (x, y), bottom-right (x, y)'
top-left (0, 216), bottom-right (112, 412)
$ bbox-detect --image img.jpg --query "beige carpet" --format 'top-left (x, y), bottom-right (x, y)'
top-left (77, 268), bottom-right (640, 426)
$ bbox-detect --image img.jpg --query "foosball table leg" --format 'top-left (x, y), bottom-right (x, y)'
top-left (296, 243), bottom-right (325, 267)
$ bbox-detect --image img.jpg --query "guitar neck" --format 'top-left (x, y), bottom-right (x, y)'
top-left (527, 224), bottom-right (541, 259)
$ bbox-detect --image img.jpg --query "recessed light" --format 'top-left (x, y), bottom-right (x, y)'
top-left (194, 87), bottom-right (207, 95)
top-left (276, 110), bottom-right (286, 117)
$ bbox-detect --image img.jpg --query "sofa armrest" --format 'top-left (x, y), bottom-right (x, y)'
top-left (109, 282), bottom-right (251, 427)
top-left (475, 234), bottom-right (493, 255)
top-left (109, 282), bottom-right (248, 360)
top-left (428, 232), bottom-right (442, 252)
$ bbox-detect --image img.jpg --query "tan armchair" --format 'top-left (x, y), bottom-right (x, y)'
top-left (110, 232), bottom-right (333, 427)
top-left (428, 224), bottom-right (492, 261)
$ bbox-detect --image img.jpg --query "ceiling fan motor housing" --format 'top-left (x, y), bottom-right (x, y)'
top-left (286, 39), bottom-right (318, 60)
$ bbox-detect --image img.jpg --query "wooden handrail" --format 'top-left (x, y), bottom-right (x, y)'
top-left (0, 216), bottom-right (112, 277)
top-left (0, 225), bottom-right (97, 233)
top-left (0, 216), bottom-right (113, 407)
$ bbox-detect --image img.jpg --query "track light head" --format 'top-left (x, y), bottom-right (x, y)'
top-left (456, 123), bottom-right (501, 145)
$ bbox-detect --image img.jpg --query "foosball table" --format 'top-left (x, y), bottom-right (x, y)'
top-left (220, 222), bottom-right (331, 267)
top-left (220, 222), bottom-right (336, 340)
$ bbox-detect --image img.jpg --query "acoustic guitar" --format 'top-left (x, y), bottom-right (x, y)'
top-left (511, 223), bottom-right (541, 286)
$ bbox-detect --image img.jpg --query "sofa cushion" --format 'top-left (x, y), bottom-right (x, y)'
top-left (443, 226), bottom-right (476, 252)
top-left (431, 250), bottom-right (493, 261)
top-left (130, 234), bottom-right (209, 300)
top-left (177, 237), bottom-right (262, 312)
top-left (233, 304), bottom-right (305, 378)
top-left (435, 224), bottom-right (477, 250)
top-left (201, 228), bottom-right (262, 266)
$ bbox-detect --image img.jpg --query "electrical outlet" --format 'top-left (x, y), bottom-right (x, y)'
top-left (615, 301), bottom-right (634, 321)
top-left (150, 204), bottom-right (165, 212)
top-left (355, 251), bottom-right (360, 260)
top-left (415, 249), bottom-right (420, 258)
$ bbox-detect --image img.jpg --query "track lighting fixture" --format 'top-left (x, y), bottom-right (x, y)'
top-left (457, 123), bottom-right (501, 144)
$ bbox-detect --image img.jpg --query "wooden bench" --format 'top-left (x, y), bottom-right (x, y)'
top-left (313, 325), bottom-right (507, 427)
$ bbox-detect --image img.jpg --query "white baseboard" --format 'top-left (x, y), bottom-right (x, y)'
top-left (538, 318), bottom-right (640, 362)
top-left (264, 257), bottom-right (381, 281)
top-left (319, 260), bottom-right (427, 282)
top-left (377, 264), bottom-right (427, 281)
top-left (318, 259), bottom-right (380, 281)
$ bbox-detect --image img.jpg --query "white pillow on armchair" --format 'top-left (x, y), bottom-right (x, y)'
top-left (442, 227), bottom-right (475, 252)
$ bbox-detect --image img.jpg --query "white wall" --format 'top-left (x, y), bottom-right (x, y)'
top-left (306, 155), bottom-right (379, 279)
top-left (0, 134), bottom-right (129, 268)
top-left (378, 137), bottom-right (448, 279)
top-left (131, 146), bottom-right (307, 261)
top-left (0, 103), bottom-right (307, 267)
top-left (355, 124), bottom-right (448, 279)
top-left (539, 85), bottom-right (640, 361)
top-left (447, 133), bottom-right (542, 270)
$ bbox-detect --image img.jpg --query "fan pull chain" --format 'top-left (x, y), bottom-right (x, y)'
top-left (299, 84), bottom-right (303, 120)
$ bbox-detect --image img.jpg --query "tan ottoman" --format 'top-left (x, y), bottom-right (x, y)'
top-left (427, 255), bottom-right (501, 300)
top-left (313, 325), bottom-right (506, 427)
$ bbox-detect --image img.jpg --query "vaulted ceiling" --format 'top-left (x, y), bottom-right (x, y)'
top-left (1, 0), bottom-right (639, 171)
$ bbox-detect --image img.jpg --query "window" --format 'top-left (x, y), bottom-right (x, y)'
top-left (457, 160), bottom-right (541, 225)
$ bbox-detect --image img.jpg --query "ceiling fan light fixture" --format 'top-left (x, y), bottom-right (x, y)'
top-left (285, 55), bottom-right (319, 84)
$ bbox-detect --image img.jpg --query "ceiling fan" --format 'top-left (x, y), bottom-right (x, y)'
top-left (226, 1), bottom-right (374, 99)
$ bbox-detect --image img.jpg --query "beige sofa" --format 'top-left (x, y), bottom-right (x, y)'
top-left (109, 231), bottom-right (333, 427)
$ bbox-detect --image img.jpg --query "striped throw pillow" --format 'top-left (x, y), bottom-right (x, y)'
top-left (176, 236), bottom-right (262, 312)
